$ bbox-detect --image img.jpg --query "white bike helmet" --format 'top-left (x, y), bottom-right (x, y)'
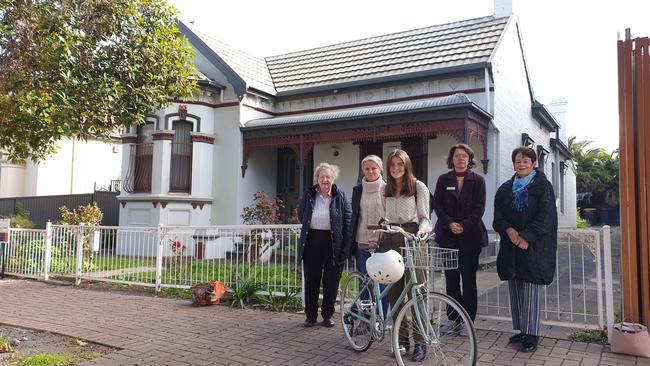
top-left (365, 250), bottom-right (405, 284)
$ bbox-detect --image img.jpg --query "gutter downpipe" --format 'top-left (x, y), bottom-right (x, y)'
top-left (298, 135), bottom-right (304, 195)
top-left (485, 67), bottom-right (491, 114)
top-left (485, 67), bottom-right (500, 190)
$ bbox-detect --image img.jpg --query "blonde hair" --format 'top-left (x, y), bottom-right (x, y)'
top-left (313, 162), bottom-right (340, 182)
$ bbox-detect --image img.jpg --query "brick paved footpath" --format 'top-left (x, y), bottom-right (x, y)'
top-left (0, 279), bottom-right (647, 366)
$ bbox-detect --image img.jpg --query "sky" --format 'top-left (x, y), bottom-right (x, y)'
top-left (169, 0), bottom-right (650, 153)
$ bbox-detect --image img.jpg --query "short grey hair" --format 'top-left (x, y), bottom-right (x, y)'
top-left (361, 155), bottom-right (383, 172)
top-left (314, 162), bottom-right (339, 182)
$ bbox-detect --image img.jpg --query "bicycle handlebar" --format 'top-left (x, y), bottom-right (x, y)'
top-left (368, 222), bottom-right (430, 242)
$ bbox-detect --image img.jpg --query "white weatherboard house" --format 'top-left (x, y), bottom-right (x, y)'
top-left (0, 138), bottom-right (122, 198)
top-left (117, 1), bottom-right (577, 259)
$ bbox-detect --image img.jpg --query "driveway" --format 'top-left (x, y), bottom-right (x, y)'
top-left (0, 279), bottom-right (644, 365)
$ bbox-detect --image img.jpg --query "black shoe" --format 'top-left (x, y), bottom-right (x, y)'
top-left (411, 344), bottom-right (426, 362)
top-left (520, 336), bottom-right (538, 353)
top-left (322, 318), bottom-right (335, 327)
top-left (509, 332), bottom-right (526, 343)
top-left (304, 318), bottom-right (316, 327)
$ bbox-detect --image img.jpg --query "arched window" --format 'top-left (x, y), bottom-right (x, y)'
top-left (170, 121), bottom-right (192, 193)
top-left (123, 122), bottom-right (153, 193)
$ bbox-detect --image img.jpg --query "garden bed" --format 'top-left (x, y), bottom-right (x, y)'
top-left (0, 324), bottom-right (114, 366)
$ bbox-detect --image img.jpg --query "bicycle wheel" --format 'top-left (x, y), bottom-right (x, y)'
top-left (339, 271), bottom-right (375, 352)
top-left (392, 291), bottom-right (477, 366)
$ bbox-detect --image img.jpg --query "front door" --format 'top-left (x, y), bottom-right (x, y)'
top-left (401, 137), bottom-right (429, 185)
top-left (277, 148), bottom-right (300, 223)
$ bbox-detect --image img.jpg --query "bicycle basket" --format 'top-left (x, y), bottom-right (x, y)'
top-left (401, 245), bottom-right (458, 270)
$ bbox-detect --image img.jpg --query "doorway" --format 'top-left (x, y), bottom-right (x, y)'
top-left (277, 148), bottom-right (300, 223)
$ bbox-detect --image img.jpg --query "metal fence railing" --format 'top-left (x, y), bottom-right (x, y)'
top-left (476, 227), bottom-right (617, 329)
top-left (1, 223), bottom-right (616, 330)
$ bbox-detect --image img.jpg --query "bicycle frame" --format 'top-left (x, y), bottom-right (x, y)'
top-left (352, 234), bottom-right (434, 344)
top-left (342, 223), bottom-right (476, 364)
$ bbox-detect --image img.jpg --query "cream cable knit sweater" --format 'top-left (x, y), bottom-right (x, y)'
top-left (355, 178), bottom-right (385, 245)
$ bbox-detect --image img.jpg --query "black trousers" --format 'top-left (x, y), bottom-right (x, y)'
top-left (303, 229), bottom-right (342, 321)
top-left (444, 248), bottom-right (481, 322)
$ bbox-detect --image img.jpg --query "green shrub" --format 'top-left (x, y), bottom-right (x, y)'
top-left (576, 211), bottom-right (589, 228)
top-left (11, 240), bottom-right (73, 273)
top-left (226, 277), bottom-right (265, 309)
top-left (567, 329), bottom-right (606, 343)
top-left (261, 288), bottom-right (301, 312)
top-left (14, 202), bottom-right (30, 218)
top-left (14, 352), bottom-right (73, 366)
top-left (9, 214), bottom-right (35, 228)
top-left (13, 349), bottom-right (102, 366)
top-left (0, 333), bottom-right (13, 352)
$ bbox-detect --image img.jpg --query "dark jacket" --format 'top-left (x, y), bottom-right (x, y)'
top-left (350, 184), bottom-right (363, 258)
top-left (433, 170), bottom-right (488, 250)
top-left (493, 169), bottom-right (558, 285)
top-left (297, 184), bottom-right (352, 265)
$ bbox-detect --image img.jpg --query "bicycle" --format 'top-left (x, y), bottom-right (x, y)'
top-left (339, 222), bottom-right (478, 365)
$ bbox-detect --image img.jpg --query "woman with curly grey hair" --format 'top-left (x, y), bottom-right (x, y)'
top-left (297, 162), bottom-right (352, 328)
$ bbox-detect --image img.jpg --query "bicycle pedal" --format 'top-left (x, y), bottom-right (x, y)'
top-left (358, 300), bottom-right (374, 310)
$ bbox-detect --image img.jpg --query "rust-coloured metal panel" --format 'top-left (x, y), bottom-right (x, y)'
top-left (632, 37), bottom-right (644, 323)
top-left (640, 38), bottom-right (650, 325)
top-left (619, 36), bottom-right (638, 323)
top-left (618, 33), bottom-right (650, 325)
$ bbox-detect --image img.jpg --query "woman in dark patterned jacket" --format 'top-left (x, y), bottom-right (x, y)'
top-left (493, 147), bottom-right (558, 353)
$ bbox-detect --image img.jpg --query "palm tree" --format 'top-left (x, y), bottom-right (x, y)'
top-left (568, 136), bottom-right (619, 207)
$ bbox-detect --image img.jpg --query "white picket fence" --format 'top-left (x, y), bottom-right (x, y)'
top-left (0, 223), bottom-right (616, 331)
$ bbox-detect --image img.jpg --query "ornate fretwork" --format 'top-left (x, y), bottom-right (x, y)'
top-left (466, 120), bottom-right (488, 157)
top-left (241, 118), bottom-right (490, 170)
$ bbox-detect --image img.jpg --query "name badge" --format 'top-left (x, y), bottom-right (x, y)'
top-left (446, 186), bottom-right (456, 191)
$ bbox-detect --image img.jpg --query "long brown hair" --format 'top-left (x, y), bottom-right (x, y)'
top-left (385, 149), bottom-right (417, 197)
top-left (446, 143), bottom-right (476, 169)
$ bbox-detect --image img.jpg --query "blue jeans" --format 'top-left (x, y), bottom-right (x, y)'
top-left (355, 247), bottom-right (389, 318)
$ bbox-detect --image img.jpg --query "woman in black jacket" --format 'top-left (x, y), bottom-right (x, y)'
top-left (297, 162), bottom-right (352, 328)
top-left (493, 147), bottom-right (558, 353)
top-left (433, 143), bottom-right (488, 335)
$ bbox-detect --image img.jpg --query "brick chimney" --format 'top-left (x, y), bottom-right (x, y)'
top-left (494, 0), bottom-right (514, 18)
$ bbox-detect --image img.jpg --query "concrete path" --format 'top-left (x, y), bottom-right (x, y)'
top-left (0, 279), bottom-right (647, 366)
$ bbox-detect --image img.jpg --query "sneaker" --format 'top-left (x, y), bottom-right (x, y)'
top-left (440, 319), bottom-right (459, 334)
top-left (458, 322), bottom-right (468, 337)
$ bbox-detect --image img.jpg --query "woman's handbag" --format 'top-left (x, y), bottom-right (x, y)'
top-left (611, 322), bottom-right (650, 358)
